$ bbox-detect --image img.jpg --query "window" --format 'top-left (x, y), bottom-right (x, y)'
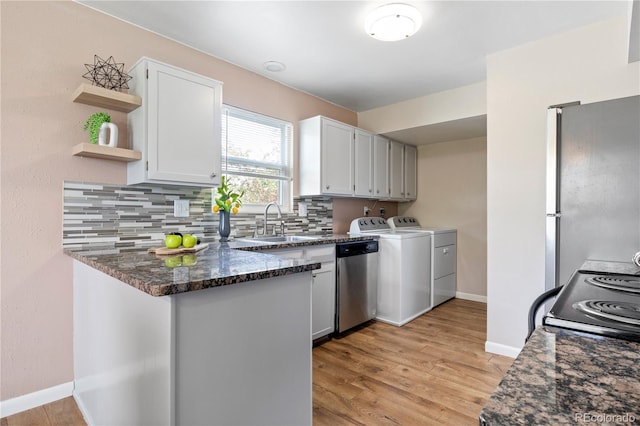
top-left (220, 105), bottom-right (293, 211)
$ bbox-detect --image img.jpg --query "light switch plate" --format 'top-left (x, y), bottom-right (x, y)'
top-left (174, 199), bottom-right (190, 217)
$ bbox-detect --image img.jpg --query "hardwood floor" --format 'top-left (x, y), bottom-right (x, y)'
top-left (1, 299), bottom-right (511, 426)
top-left (0, 396), bottom-right (84, 426)
top-left (312, 299), bottom-right (513, 425)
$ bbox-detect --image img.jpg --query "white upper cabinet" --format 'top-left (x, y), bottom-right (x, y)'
top-left (354, 129), bottom-right (374, 197)
top-left (299, 116), bottom-right (354, 196)
top-left (389, 140), bottom-right (405, 199)
top-left (404, 144), bottom-right (417, 200)
top-left (389, 140), bottom-right (417, 201)
top-left (373, 135), bottom-right (390, 199)
top-left (127, 58), bottom-right (222, 186)
top-left (299, 116), bottom-right (417, 201)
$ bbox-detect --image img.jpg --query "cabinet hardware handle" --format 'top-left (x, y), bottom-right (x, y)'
top-left (210, 172), bottom-right (217, 179)
top-left (326, 185), bottom-right (330, 190)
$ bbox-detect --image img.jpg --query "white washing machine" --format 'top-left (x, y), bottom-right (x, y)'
top-left (349, 217), bottom-right (432, 326)
top-left (388, 216), bottom-right (457, 308)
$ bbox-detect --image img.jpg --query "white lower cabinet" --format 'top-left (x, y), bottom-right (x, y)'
top-left (432, 231), bottom-right (457, 307)
top-left (311, 261), bottom-right (336, 339)
top-left (259, 244), bottom-right (336, 340)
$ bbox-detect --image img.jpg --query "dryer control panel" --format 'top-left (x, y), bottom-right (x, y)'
top-left (388, 216), bottom-right (421, 229)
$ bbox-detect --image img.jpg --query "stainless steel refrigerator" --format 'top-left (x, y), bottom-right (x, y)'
top-left (546, 95), bottom-right (640, 290)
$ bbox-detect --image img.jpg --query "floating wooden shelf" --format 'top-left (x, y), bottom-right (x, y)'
top-left (72, 83), bottom-right (142, 113)
top-left (72, 143), bottom-right (142, 162)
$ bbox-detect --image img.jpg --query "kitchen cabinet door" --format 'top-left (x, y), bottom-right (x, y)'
top-left (389, 140), bottom-right (405, 199)
top-left (128, 58), bottom-right (222, 186)
top-left (312, 266), bottom-right (336, 340)
top-left (299, 116), bottom-right (354, 196)
top-left (354, 129), bottom-right (374, 197)
top-left (404, 144), bottom-right (417, 200)
top-left (321, 118), bottom-right (354, 195)
top-left (373, 135), bottom-right (390, 198)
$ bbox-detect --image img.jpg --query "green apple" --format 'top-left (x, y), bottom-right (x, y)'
top-left (182, 254), bottom-right (197, 266)
top-left (182, 234), bottom-right (197, 248)
top-left (164, 256), bottom-right (182, 268)
top-left (164, 233), bottom-right (182, 249)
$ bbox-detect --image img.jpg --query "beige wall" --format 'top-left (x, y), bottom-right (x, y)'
top-left (399, 137), bottom-right (487, 298)
top-left (486, 17), bottom-right (640, 354)
top-left (0, 1), bottom-right (355, 400)
top-left (357, 82), bottom-right (486, 134)
top-left (332, 198), bottom-right (398, 234)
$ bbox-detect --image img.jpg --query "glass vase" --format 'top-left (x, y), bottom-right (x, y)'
top-left (219, 210), bottom-right (231, 242)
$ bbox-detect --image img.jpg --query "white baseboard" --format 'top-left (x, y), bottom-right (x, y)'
top-left (485, 341), bottom-right (521, 359)
top-left (456, 291), bottom-right (487, 303)
top-left (0, 381), bottom-right (74, 418)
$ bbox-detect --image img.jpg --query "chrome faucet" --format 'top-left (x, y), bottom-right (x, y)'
top-left (263, 202), bottom-right (285, 235)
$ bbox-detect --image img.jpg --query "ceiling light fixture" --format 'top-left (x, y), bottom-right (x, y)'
top-left (263, 61), bottom-right (286, 72)
top-left (364, 3), bottom-right (422, 42)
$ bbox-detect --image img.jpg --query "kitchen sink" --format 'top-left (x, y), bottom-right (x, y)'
top-left (238, 235), bottom-right (321, 244)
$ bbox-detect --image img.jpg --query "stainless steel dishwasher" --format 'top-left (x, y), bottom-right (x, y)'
top-left (335, 240), bottom-right (379, 333)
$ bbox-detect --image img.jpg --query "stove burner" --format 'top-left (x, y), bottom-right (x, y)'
top-left (584, 276), bottom-right (640, 294)
top-left (573, 300), bottom-right (640, 326)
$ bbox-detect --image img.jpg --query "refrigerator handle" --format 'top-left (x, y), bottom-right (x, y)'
top-left (545, 107), bottom-right (562, 291)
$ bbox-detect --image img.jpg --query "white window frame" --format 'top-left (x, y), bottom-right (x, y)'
top-left (220, 105), bottom-right (293, 213)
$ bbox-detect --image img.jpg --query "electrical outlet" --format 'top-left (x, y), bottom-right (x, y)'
top-left (364, 206), bottom-right (370, 216)
top-left (298, 201), bottom-right (308, 217)
top-left (174, 199), bottom-right (190, 217)
top-left (379, 207), bottom-right (385, 218)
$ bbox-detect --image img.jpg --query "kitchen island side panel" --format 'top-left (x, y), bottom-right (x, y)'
top-left (174, 272), bottom-right (313, 426)
top-left (73, 260), bottom-right (174, 426)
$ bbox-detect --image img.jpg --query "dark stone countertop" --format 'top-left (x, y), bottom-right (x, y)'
top-left (480, 327), bottom-right (640, 425)
top-left (64, 234), bottom-right (375, 297)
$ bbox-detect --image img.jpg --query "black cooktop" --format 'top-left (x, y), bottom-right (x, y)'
top-left (544, 263), bottom-right (640, 342)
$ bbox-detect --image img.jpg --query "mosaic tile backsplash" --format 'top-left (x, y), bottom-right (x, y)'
top-left (63, 181), bottom-right (333, 250)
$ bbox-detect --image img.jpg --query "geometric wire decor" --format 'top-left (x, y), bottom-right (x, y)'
top-left (83, 55), bottom-right (133, 91)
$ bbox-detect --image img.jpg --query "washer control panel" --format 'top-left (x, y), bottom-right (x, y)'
top-left (349, 217), bottom-right (390, 234)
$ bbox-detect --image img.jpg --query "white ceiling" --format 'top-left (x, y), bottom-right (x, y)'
top-left (79, 1), bottom-right (631, 144)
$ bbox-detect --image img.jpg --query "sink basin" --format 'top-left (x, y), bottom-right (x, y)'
top-left (238, 235), bottom-right (320, 244)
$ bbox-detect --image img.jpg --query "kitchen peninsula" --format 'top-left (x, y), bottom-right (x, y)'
top-left (65, 237), bottom-right (356, 426)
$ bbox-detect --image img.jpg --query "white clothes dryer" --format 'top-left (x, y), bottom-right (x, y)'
top-left (349, 217), bottom-right (432, 326)
top-left (388, 216), bottom-right (457, 307)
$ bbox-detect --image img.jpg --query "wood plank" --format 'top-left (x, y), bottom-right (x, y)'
top-left (312, 299), bottom-right (513, 425)
top-left (71, 143), bottom-right (142, 162)
top-left (72, 83), bottom-right (141, 113)
top-left (43, 397), bottom-right (86, 425)
top-left (4, 406), bottom-right (49, 426)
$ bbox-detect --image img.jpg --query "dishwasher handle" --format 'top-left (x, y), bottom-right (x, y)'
top-left (336, 240), bottom-right (378, 258)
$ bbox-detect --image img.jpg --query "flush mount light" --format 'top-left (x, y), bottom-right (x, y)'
top-left (263, 61), bottom-right (286, 72)
top-left (365, 3), bottom-right (422, 41)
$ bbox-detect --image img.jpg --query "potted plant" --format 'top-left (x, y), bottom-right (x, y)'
top-left (83, 112), bottom-right (111, 144)
top-left (213, 176), bottom-right (245, 241)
